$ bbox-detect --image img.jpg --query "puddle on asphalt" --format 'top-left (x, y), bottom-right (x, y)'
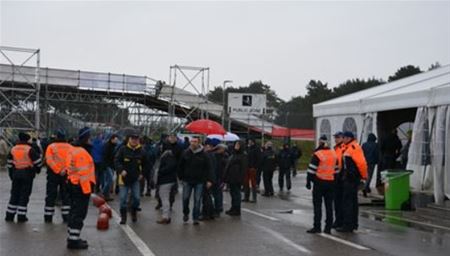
top-left (360, 210), bottom-right (450, 235)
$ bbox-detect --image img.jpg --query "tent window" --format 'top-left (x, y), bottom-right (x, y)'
top-left (343, 117), bottom-right (357, 135)
top-left (320, 119), bottom-right (331, 140)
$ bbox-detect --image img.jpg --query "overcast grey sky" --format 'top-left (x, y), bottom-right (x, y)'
top-left (1, 0), bottom-right (449, 100)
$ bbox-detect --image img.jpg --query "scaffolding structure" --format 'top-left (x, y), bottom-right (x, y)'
top-left (167, 65), bottom-right (210, 131)
top-left (0, 46), bottom-right (40, 144)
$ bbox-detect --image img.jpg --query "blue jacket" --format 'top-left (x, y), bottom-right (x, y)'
top-left (91, 137), bottom-right (104, 164)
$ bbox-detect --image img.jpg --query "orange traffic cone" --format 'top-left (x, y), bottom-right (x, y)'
top-left (92, 195), bottom-right (106, 208)
top-left (97, 213), bottom-right (109, 230)
top-left (99, 204), bottom-right (112, 218)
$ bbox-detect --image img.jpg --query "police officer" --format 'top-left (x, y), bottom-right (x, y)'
top-left (44, 129), bottom-right (72, 223)
top-left (332, 131), bottom-right (346, 229)
top-left (306, 135), bottom-right (338, 234)
top-left (336, 131), bottom-right (368, 233)
top-left (5, 132), bottom-right (42, 222)
top-left (66, 127), bottom-right (96, 250)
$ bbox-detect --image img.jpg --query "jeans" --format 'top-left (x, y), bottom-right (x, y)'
top-left (95, 163), bottom-right (105, 193)
top-left (103, 167), bottom-right (114, 197)
top-left (229, 183), bottom-right (242, 212)
top-left (119, 181), bottom-right (140, 210)
top-left (182, 182), bottom-right (203, 221)
top-left (211, 184), bottom-right (223, 213)
top-left (159, 183), bottom-right (176, 219)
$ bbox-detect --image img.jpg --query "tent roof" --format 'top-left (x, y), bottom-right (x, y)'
top-left (313, 65), bottom-right (450, 117)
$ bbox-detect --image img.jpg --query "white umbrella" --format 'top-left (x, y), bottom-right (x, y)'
top-left (207, 134), bottom-right (224, 140)
top-left (224, 132), bottom-right (240, 142)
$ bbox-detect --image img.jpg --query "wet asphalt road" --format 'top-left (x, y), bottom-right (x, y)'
top-left (1, 169), bottom-right (449, 256)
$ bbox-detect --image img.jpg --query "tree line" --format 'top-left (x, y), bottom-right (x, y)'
top-left (207, 63), bottom-right (441, 129)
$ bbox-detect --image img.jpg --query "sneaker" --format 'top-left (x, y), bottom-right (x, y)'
top-left (155, 204), bottom-right (162, 210)
top-left (145, 191), bottom-right (151, 197)
top-left (323, 228), bottom-right (331, 234)
top-left (193, 220), bottom-right (200, 225)
top-left (306, 228), bottom-right (321, 234)
top-left (183, 215), bottom-right (189, 222)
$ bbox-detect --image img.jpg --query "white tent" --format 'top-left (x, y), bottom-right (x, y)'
top-left (313, 65), bottom-right (450, 204)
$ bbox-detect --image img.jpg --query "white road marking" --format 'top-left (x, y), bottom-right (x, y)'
top-left (257, 225), bottom-right (311, 254)
top-left (110, 207), bottom-right (156, 256)
top-left (319, 233), bottom-right (371, 250)
top-left (366, 211), bottom-right (450, 232)
top-left (242, 208), bottom-right (280, 221)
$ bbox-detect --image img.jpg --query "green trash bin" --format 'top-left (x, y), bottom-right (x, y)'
top-left (381, 169), bottom-right (413, 210)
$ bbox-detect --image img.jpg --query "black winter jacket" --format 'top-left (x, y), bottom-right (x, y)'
top-left (278, 148), bottom-right (292, 170)
top-left (223, 149), bottom-right (247, 184)
top-left (247, 144), bottom-right (261, 169)
top-left (114, 143), bottom-right (149, 186)
top-left (178, 145), bottom-right (214, 184)
top-left (157, 149), bottom-right (178, 185)
top-left (261, 148), bottom-right (277, 173)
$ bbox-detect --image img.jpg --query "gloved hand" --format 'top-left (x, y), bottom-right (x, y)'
top-left (306, 182), bottom-right (311, 190)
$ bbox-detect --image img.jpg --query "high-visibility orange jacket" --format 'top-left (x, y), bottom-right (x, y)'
top-left (343, 140), bottom-right (368, 180)
top-left (11, 144), bottom-right (34, 170)
top-left (45, 142), bottom-right (72, 174)
top-left (307, 147), bottom-right (339, 181)
top-left (67, 145), bottom-right (96, 194)
top-left (334, 142), bottom-right (346, 171)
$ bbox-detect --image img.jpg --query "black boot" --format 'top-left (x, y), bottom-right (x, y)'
top-left (120, 209), bottom-right (127, 225)
top-left (306, 227), bottom-right (321, 234)
top-left (44, 215), bottom-right (53, 223)
top-left (131, 208), bottom-right (137, 222)
top-left (17, 215), bottom-right (28, 223)
top-left (5, 213), bottom-right (15, 222)
top-left (67, 239), bottom-right (88, 250)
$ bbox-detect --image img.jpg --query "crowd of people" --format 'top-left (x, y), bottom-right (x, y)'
top-left (1, 125), bottom-right (410, 249)
top-left (1, 127), bottom-right (303, 250)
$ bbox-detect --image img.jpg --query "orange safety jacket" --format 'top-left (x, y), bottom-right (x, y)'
top-left (11, 144), bottom-right (33, 170)
top-left (67, 146), bottom-right (96, 194)
top-left (45, 142), bottom-right (72, 174)
top-left (343, 140), bottom-right (368, 180)
top-left (334, 142), bottom-right (346, 171)
top-left (314, 149), bottom-right (338, 181)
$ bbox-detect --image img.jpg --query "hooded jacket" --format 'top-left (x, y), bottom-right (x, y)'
top-left (362, 134), bottom-right (379, 165)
